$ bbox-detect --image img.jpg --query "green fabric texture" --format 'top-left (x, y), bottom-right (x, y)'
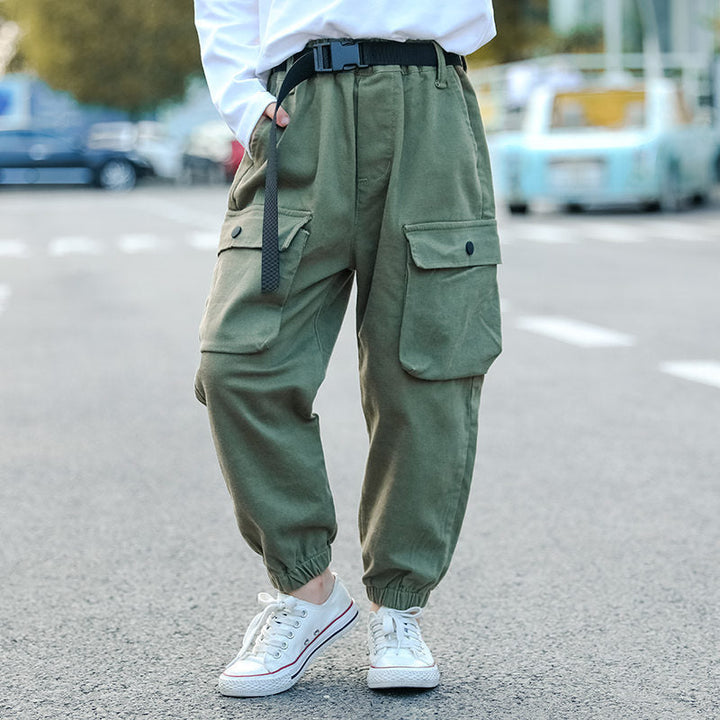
top-left (195, 57), bottom-right (502, 607)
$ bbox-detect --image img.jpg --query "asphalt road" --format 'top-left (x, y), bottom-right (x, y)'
top-left (1, 186), bottom-right (718, 720)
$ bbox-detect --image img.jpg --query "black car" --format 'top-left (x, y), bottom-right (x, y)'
top-left (0, 129), bottom-right (154, 190)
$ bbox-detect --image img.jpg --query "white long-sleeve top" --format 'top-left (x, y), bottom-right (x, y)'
top-left (194, 1), bottom-right (497, 151)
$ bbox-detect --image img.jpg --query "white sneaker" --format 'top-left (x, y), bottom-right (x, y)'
top-left (218, 574), bottom-right (359, 697)
top-left (367, 606), bottom-right (440, 689)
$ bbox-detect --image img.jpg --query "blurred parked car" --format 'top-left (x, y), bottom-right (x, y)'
top-left (0, 128), bottom-right (153, 190)
top-left (86, 121), bottom-right (182, 180)
top-left (491, 78), bottom-right (718, 214)
top-left (181, 121), bottom-right (244, 184)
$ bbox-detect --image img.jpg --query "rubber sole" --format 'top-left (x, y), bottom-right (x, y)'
top-left (367, 664), bottom-right (440, 690)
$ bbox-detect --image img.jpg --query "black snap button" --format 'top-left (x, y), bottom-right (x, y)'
top-left (231, 226), bottom-right (242, 238)
top-left (465, 241), bottom-right (475, 255)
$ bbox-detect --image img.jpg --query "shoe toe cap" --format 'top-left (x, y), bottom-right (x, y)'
top-left (371, 647), bottom-right (434, 669)
top-left (222, 656), bottom-right (272, 678)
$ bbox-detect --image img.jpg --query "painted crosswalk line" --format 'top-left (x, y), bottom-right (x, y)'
top-left (517, 316), bottom-right (635, 348)
top-left (512, 224), bottom-right (577, 244)
top-left (660, 361), bottom-right (720, 390)
top-left (118, 234), bottom-right (161, 253)
top-left (0, 284), bottom-right (10, 315)
top-left (48, 236), bottom-right (102, 257)
top-left (3, 216), bottom-right (713, 259)
top-left (188, 232), bottom-right (219, 250)
top-left (0, 240), bottom-right (29, 258)
top-left (640, 220), bottom-right (716, 242)
top-left (581, 222), bottom-right (647, 243)
top-left (503, 218), bottom-right (720, 245)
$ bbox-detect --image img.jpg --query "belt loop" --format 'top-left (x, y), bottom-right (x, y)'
top-left (432, 41), bottom-right (448, 89)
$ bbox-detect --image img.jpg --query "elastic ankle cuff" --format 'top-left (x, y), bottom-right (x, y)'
top-left (267, 547), bottom-right (332, 594)
top-left (365, 584), bottom-right (430, 610)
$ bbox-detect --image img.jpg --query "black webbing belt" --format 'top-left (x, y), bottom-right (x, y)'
top-left (261, 39), bottom-right (465, 293)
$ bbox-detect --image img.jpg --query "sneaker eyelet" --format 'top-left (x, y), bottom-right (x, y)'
top-left (313, 629), bottom-right (319, 636)
top-left (294, 620), bottom-right (301, 628)
top-left (301, 609), bottom-right (308, 618)
top-left (288, 632), bottom-right (294, 639)
top-left (281, 641), bottom-right (288, 649)
top-left (273, 650), bottom-right (281, 659)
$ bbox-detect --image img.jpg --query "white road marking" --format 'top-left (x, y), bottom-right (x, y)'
top-left (10, 216), bottom-right (713, 262)
top-left (641, 220), bottom-right (715, 242)
top-left (504, 218), bottom-right (719, 246)
top-left (517, 316), bottom-right (635, 348)
top-left (0, 240), bottom-right (29, 258)
top-left (581, 222), bottom-right (646, 244)
top-left (0, 284), bottom-right (10, 315)
top-left (513, 224), bottom-right (577, 244)
top-left (660, 361), bottom-right (720, 390)
top-left (188, 232), bottom-right (219, 250)
top-left (118, 234), bottom-right (160, 253)
top-left (48, 236), bottom-right (102, 257)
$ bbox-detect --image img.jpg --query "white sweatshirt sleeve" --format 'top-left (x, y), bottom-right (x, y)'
top-left (194, 0), bottom-right (276, 153)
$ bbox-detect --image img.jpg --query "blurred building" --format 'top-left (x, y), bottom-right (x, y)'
top-left (658, 0), bottom-right (717, 57)
top-left (548, 0), bottom-right (719, 110)
top-left (550, 0), bottom-right (602, 32)
top-left (550, 0), bottom-right (718, 58)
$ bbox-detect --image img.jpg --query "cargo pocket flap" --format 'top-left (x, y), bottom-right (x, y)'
top-left (219, 205), bottom-right (312, 253)
top-left (403, 219), bottom-right (501, 269)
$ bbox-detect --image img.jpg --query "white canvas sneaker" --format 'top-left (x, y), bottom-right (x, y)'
top-left (218, 574), bottom-right (359, 697)
top-left (367, 606), bottom-right (440, 689)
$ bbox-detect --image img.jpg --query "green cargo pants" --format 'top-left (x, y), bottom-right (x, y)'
top-left (194, 48), bottom-right (501, 610)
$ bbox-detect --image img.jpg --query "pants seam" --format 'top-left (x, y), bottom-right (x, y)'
top-left (313, 274), bottom-right (348, 364)
top-left (442, 374), bottom-right (483, 571)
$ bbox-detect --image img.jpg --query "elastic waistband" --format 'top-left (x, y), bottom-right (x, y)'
top-left (272, 39), bottom-right (466, 77)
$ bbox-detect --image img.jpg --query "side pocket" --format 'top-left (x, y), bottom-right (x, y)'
top-left (228, 116), bottom-right (269, 211)
top-left (199, 204), bottom-right (312, 353)
top-left (452, 67), bottom-right (497, 221)
top-left (227, 147), bottom-right (254, 204)
top-left (399, 219), bottom-right (502, 380)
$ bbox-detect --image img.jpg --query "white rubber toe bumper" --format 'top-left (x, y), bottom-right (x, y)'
top-left (367, 606), bottom-right (440, 689)
top-left (367, 663), bottom-right (440, 689)
top-left (218, 574), bottom-right (358, 697)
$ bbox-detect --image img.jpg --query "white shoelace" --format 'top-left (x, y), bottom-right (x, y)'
top-left (236, 592), bottom-right (308, 662)
top-left (370, 606), bottom-right (425, 656)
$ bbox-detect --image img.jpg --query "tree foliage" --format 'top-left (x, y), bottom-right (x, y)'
top-left (6, 0), bottom-right (201, 113)
top-left (470, 0), bottom-right (553, 67)
top-left (549, 25), bottom-right (604, 54)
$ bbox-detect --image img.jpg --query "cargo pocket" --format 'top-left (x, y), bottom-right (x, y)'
top-left (399, 219), bottom-right (502, 380)
top-left (199, 204), bottom-right (312, 353)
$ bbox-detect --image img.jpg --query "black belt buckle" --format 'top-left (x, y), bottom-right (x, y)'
top-left (313, 40), bottom-right (369, 73)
